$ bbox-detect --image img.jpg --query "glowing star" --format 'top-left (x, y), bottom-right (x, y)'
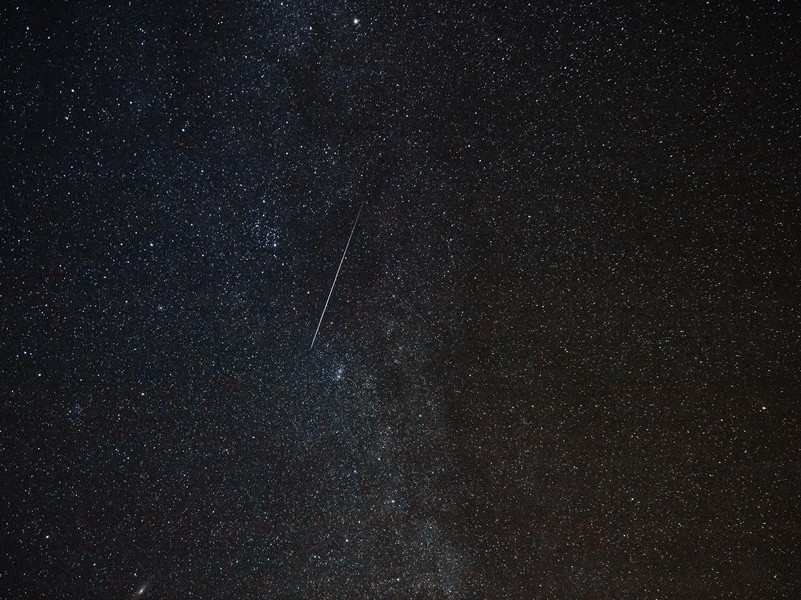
top-left (353, 17), bottom-right (359, 25)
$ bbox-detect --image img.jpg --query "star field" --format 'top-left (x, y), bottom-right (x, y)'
top-left (2, 2), bottom-right (800, 598)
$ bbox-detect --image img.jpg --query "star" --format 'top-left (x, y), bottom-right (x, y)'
top-left (334, 365), bottom-right (345, 381)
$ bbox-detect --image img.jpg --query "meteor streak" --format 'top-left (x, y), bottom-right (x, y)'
top-left (310, 200), bottom-right (365, 349)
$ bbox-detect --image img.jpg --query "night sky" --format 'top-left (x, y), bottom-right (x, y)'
top-left (2, 2), bottom-right (800, 598)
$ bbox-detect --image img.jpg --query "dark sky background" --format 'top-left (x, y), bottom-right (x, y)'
top-left (2, 1), bottom-right (800, 598)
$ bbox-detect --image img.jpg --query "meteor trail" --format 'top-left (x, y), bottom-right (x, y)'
top-left (310, 200), bottom-right (365, 349)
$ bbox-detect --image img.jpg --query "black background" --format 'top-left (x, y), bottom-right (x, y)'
top-left (2, 2), bottom-right (800, 598)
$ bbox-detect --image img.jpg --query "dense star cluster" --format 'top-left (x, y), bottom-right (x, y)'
top-left (2, 2), bottom-right (800, 598)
